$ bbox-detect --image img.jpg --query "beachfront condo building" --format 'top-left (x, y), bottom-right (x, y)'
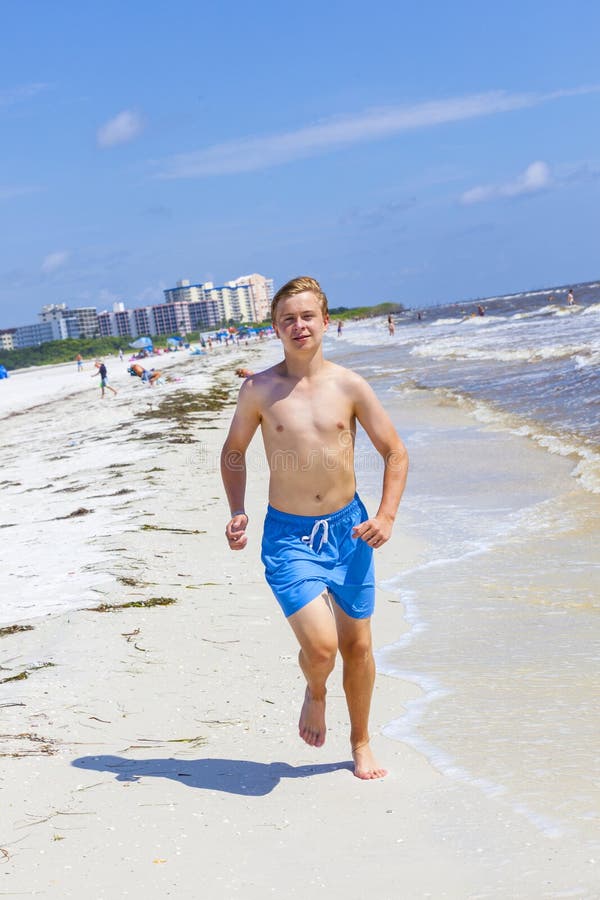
top-left (151, 300), bottom-right (192, 336)
top-left (0, 329), bottom-right (16, 351)
top-left (228, 273), bottom-right (273, 322)
top-left (13, 319), bottom-right (69, 348)
top-left (39, 303), bottom-right (99, 339)
top-left (163, 273), bottom-right (273, 324)
top-left (98, 306), bottom-right (139, 338)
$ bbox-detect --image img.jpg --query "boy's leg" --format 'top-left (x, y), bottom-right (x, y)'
top-left (331, 599), bottom-right (388, 779)
top-left (287, 591), bottom-right (338, 747)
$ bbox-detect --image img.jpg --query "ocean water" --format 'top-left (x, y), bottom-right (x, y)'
top-left (327, 281), bottom-right (600, 854)
top-left (328, 279), bottom-right (600, 494)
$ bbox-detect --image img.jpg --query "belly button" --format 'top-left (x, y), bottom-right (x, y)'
top-left (276, 425), bottom-right (284, 432)
top-left (315, 494), bottom-right (321, 501)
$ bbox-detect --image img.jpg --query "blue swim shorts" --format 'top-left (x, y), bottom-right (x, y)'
top-left (261, 494), bottom-right (375, 619)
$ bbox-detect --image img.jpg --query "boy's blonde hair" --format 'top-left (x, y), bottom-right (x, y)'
top-left (271, 276), bottom-right (328, 322)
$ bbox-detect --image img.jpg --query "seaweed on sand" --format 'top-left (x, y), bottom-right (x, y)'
top-left (117, 575), bottom-right (151, 587)
top-left (136, 378), bottom-right (234, 430)
top-left (55, 507), bottom-right (93, 520)
top-left (0, 732), bottom-right (57, 757)
top-left (86, 597), bottom-right (176, 612)
top-left (141, 524), bottom-right (205, 534)
top-left (0, 662), bottom-right (54, 684)
top-left (0, 624), bottom-right (34, 638)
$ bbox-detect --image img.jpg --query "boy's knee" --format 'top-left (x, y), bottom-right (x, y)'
top-left (339, 634), bottom-right (372, 663)
top-left (301, 641), bottom-right (337, 668)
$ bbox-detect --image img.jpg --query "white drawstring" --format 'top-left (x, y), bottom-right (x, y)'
top-left (301, 519), bottom-right (329, 552)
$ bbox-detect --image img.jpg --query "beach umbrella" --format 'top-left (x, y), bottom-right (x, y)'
top-left (129, 336), bottom-right (153, 349)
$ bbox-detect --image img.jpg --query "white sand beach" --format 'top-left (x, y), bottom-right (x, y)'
top-left (1, 340), bottom-right (599, 898)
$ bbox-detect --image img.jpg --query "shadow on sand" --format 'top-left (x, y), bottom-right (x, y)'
top-left (72, 755), bottom-right (353, 796)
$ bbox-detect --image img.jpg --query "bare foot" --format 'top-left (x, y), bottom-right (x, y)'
top-left (299, 687), bottom-right (326, 747)
top-left (352, 740), bottom-right (388, 780)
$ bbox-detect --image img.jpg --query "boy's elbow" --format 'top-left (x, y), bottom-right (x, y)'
top-left (386, 442), bottom-right (409, 473)
top-left (221, 442), bottom-right (246, 473)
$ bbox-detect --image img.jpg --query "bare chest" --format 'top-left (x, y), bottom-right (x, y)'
top-left (261, 383), bottom-right (354, 446)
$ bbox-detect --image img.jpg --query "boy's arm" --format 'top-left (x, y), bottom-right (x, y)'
top-left (220, 379), bottom-right (262, 551)
top-left (351, 375), bottom-right (409, 547)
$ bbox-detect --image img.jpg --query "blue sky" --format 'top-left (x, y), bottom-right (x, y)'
top-left (2, 0), bottom-right (600, 325)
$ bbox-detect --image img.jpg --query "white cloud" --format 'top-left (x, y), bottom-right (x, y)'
top-left (155, 85), bottom-right (600, 178)
top-left (97, 109), bottom-right (144, 148)
top-left (41, 250), bottom-right (70, 273)
top-left (461, 161), bottom-right (552, 204)
top-left (0, 83), bottom-right (49, 108)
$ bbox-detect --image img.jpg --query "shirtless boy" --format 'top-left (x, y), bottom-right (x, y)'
top-left (220, 276), bottom-right (408, 779)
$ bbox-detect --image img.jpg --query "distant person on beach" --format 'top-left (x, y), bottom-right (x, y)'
top-left (128, 363), bottom-right (162, 386)
top-left (337, 320), bottom-right (343, 337)
top-left (477, 305), bottom-right (485, 316)
top-left (567, 289), bottom-right (575, 306)
top-left (119, 348), bottom-right (124, 361)
top-left (91, 360), bottom-right (117, 398)
top-left (221, 276), bottom-right (408, 780)
top-left (387, 313), bottom-right (395, 336)
top-left (76, 353), bottom-right (83, 372)
top-left (234, 367), bottom-right (254, 379)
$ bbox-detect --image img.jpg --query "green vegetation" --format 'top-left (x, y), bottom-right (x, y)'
top-left (329, 302), bottom-right (404, 320)
top-left (0, 336), bottom-right (135, 371)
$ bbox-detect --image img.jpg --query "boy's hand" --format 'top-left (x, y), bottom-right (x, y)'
top-left (352, 515), bottom-right (393, 549)
top-left (225, 513), bottom-right (248, 550)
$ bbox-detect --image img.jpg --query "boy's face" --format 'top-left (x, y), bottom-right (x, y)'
top-left (273, 291), bottom-right (329, 351)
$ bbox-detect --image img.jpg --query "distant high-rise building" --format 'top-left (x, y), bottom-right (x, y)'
top-left (14, 320), bottom-right (67, 348)
top-left (228, 273), bottom-right (273, 322)
top-left (152, 301), bottom-right (192, 336)
top-left (163, 280), bottom-right (205, 305)
top-left (72, 307), bottom-right (99, 338)
top-left (39, 303), bottom-right (69, 324)
top-left (0, 329), bottom-right (16, 351)
top-left (133, 306), bottom-right (155, 336)
top-left (163, 272), bottom-right (273, 326)
top-left (163, 280), bottom-right (220, 329)
top-left (98, 308), bottom-right (137, 338)
top-left (38, 303), bottom-right (98, 338)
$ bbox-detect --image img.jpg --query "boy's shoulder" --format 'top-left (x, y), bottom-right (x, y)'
top-left (242, 361), bottom-right (284, 387)
top-left (323, 360), bottom-right (369, 389)
top-left (236, 362), bottom-right (283, 403)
